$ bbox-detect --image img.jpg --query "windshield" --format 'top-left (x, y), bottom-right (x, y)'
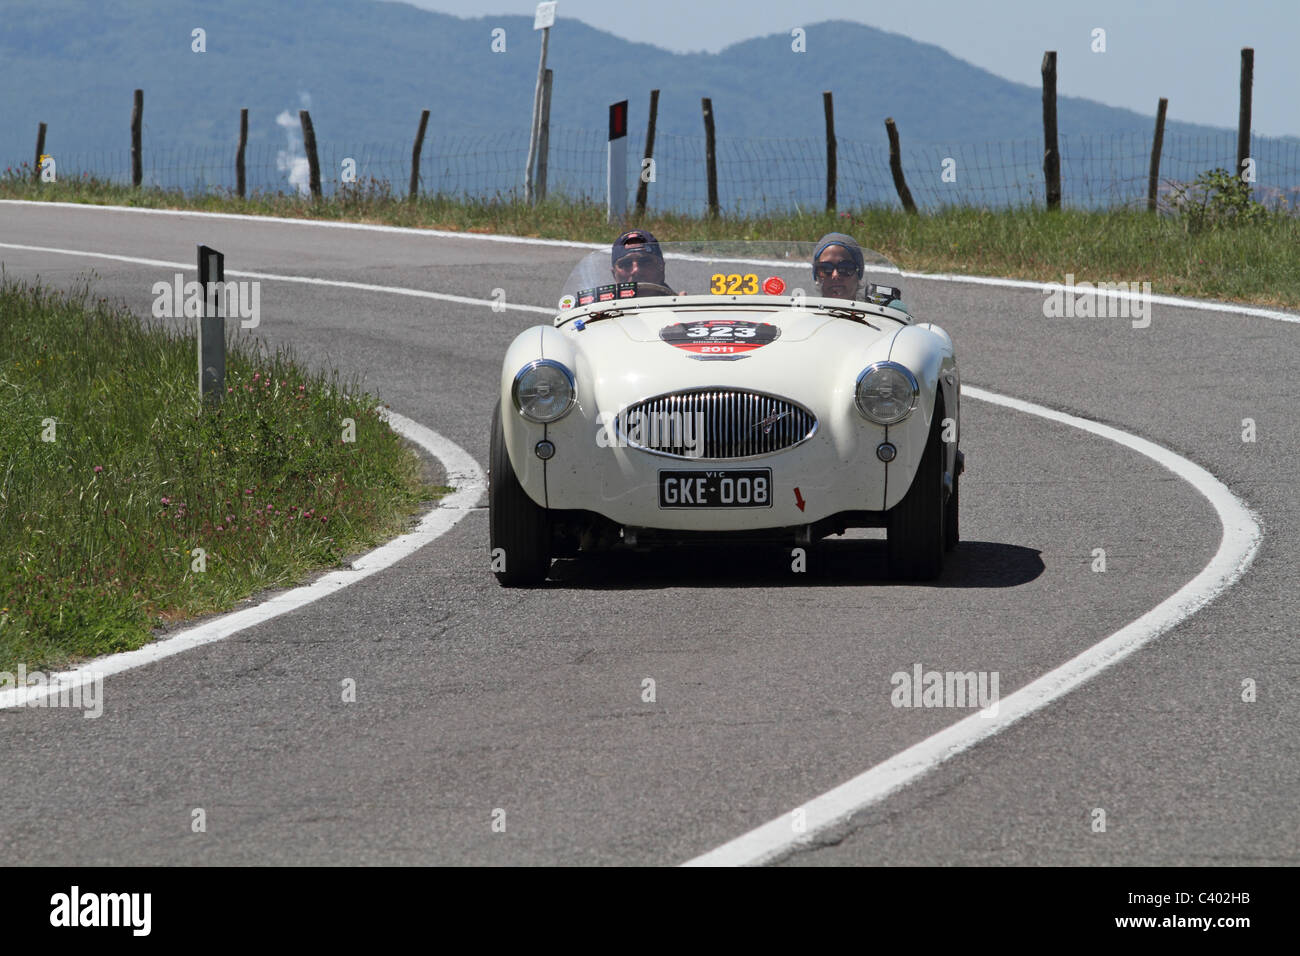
top-left (555, 240), bottom-right (906, 319)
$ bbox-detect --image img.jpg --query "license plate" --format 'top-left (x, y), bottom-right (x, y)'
top-left (658, 469), bottom-right (772, 508)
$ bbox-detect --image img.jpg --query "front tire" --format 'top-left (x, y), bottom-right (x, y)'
top-left (489, 400), bottom-right (551, 586)
top-left (886, 404), bottom-right (946, 581)
top-left (944, 449), bottom-right (960, 552)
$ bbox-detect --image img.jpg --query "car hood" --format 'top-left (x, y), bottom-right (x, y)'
top-left (609, 308), bottom-right (831, 342)
top-left (563, 306), bottom-right (898, 412)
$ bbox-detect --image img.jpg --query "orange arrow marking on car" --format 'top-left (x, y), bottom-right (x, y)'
top-left (794, 487), bottom-right (806, 512)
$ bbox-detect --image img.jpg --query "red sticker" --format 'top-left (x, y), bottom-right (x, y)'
top-left (762, 276), bottom-right (786, 295)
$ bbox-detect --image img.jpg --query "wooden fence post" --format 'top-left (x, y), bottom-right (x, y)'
top-left (130, 89), bottom-right (143, 188)
top-left (702, 97), bottom-right (719, 218)
top-left (236, 108), bottom-right (248, 199)
top-left (409, 109), bottom-right (430, 200)
top-left (1147, 97), bottom-right (1168, 212)
top-left (299, 109), bottom-right (321, 199)
top-left (1041, 52), bottom-right (1060, 209)
top-left (884, 118), bottom-right (916, 213)
top-left (537, 69), bottom-right (553, 200)
top-left (1238, 48), bottom-right (1254, 181)
top-left (34, 122), bottom-right (46, 183)
top-left (823, 91), bottom-right (837, 212)
top-left (635, 89), bottom-right (659, 216)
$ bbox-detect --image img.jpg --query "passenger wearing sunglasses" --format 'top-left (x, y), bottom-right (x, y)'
top-left (812, 232), bottom-right (865, 300)
top-left (611, 229), bottom-right (675, 297)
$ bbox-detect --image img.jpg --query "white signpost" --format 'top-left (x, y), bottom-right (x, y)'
top-left (607, 99), bottom-right (628, 223)
top-left (524, 2), bottom-right (557, 205)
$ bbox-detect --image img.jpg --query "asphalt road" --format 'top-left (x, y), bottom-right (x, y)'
top-left (0, 203), bottom-right (1296, 865)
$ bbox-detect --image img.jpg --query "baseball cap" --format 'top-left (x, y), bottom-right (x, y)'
top-left (612, 229), bottom-right (663, 266)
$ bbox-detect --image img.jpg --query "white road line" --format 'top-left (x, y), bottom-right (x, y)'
top-left (892, 269), bottom-right (1300, 325)
top-left (0, 242), bottom-right (555, 315)
top-left (4, 200), bottom-right (1299, 324)
top-left (0, 409), bottom-right (486, 711)
top-left (0, 199), bottom-right (604, 250)
top-left (683, 385), bottom-right (1262, 866)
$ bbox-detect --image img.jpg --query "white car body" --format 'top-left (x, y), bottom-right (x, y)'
top-left (490, 242), bottom-right (961, 584)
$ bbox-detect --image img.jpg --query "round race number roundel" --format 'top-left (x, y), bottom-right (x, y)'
top-left (659, 319), bottom-right (781, 355)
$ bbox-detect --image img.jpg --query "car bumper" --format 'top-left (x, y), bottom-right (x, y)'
top-left (506, 403), bottom-right (930, 531)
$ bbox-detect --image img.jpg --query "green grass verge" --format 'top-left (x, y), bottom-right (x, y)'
top-left (0, 277), bottom-right (446, 673)
top-left (4, 169), bottom-right (1300, 308)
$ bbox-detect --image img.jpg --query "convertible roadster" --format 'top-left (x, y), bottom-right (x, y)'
top-left (489, 240), bottom-right (962, 585)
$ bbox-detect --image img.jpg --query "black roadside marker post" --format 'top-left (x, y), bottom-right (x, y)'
top-left (198, 244), bottom-right (226, 406)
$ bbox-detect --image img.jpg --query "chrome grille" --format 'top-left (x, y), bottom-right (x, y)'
top-left (616, 388), bottom-right (817, 460)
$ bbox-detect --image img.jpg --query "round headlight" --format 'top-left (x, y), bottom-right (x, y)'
top-left (855, 362), bottom-right (919, 425)
top-left (512, 360), bottom-right (576, 423)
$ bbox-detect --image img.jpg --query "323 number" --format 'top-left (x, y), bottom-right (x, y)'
top-left (709, 273), bottom-right (759, 294)
top-left (685, 325), bottom-right (758, 337)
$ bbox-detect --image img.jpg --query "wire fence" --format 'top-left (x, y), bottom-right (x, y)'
top-left (11, 127), bottom-right (1300, 214)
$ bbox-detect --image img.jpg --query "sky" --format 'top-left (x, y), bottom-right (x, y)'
top-left (385, 0), bottom-right (1300, 138)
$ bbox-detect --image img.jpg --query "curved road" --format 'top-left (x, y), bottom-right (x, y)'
top-left (0, 203), bottom-right (1295, 865)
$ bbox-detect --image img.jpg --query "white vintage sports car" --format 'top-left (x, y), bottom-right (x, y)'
top-left (490, 240), bottom-right (962, 586)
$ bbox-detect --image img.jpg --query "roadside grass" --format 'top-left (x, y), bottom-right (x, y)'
top-left (5, 167), bottom-right (1300, 308)
top-left (0, 277), bottom-right (445, 673)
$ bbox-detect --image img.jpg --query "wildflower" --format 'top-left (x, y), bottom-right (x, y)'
top-left (244, 488), bottom-right (254, 495)
top-left (161, 497), bottom-right (171, 505)
top-left (93, 465), bottom-right (103, 473)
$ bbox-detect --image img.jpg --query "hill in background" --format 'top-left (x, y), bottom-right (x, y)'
top-left (6, 0), bottom-right (1292, 210)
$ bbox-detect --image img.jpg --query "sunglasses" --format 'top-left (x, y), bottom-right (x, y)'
top-left (814, 260), bottom-right (860, 278)
top-left (614, 253), bottom-right (661, 272)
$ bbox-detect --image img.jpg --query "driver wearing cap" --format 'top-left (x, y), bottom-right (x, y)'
top-left (611, 229), bottom-right (674, 297)
top-left (812, 232), bottom-right (866, 300)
